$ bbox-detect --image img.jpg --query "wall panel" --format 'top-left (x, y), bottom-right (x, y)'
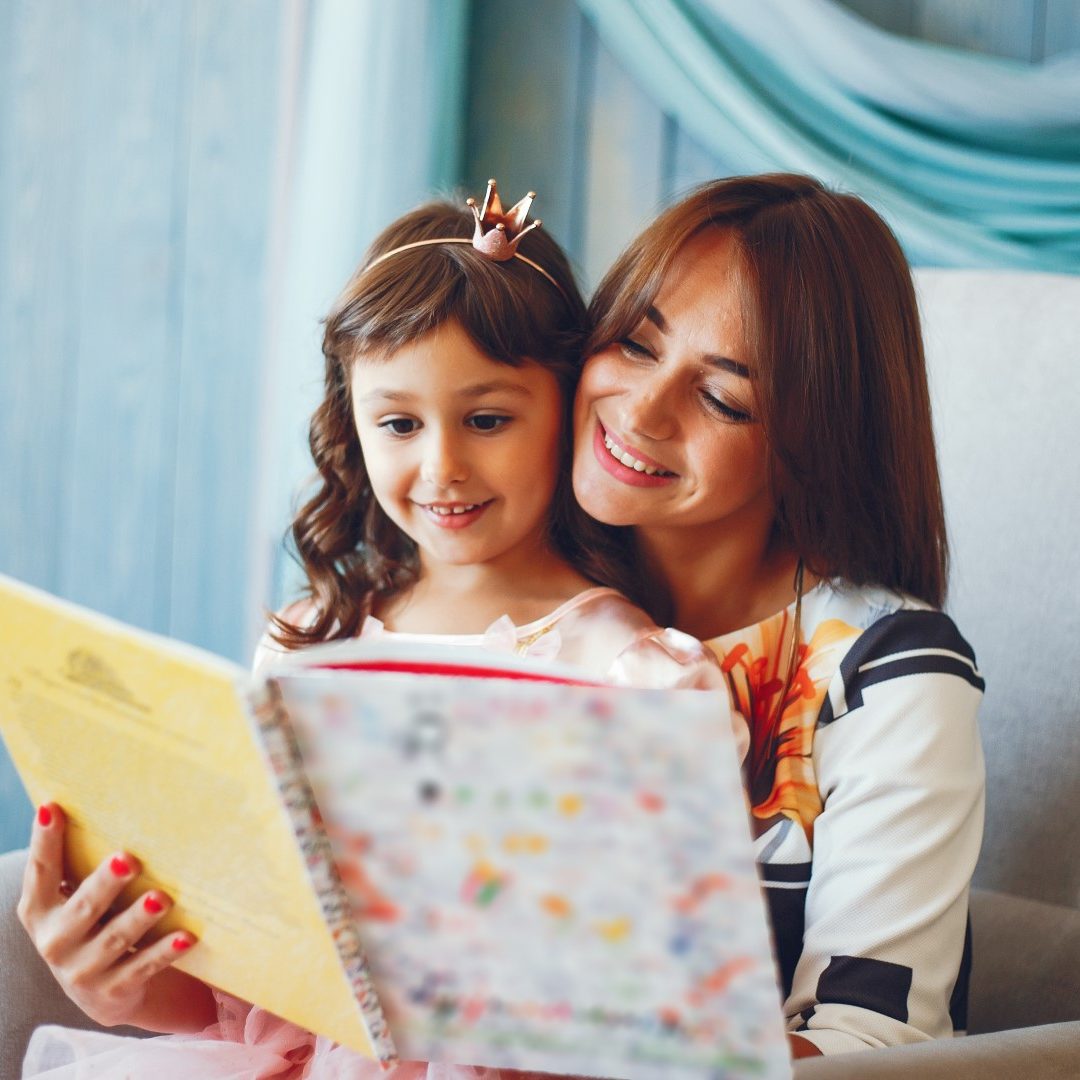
top-left (465, 0), bottom-right (592, 263)
top-left (57, 2), bottom-right (192, 632)
top-left (0, 2), bottom-right (285, 852)
top-left (581, 42), bottom-right (668, 291)
top-left (1044, 0), bottom-right (1080, 55)
top-left (0, 2), bottom-right (83, 596)
top-left (169, 0), bottom-right (283, 660)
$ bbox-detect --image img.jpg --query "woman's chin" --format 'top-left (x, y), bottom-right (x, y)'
top-left (572, 465), bottom-right (643, 527)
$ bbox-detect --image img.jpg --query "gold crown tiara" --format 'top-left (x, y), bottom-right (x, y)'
top-left (361, 179), bottom-right (565, 297)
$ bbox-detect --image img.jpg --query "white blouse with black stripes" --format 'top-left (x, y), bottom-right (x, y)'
top-left (706, 581), bottom-right (986, 1055)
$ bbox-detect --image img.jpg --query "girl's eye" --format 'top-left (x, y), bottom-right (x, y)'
top-left (378, 417), bottom-right (419, 436)
top-left (701, 391), bottom-right (753, 424)
top-left (467, 414), bottom-right (511, 433)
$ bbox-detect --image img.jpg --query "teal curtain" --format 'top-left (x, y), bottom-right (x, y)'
top-left (576, 0), bottom-right (1080, 270)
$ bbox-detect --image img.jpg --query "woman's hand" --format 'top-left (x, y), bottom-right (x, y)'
top-left (16, 803), bottom-right (215, 1032)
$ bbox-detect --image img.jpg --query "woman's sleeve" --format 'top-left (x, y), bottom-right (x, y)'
top-left (786, 609), bottom-right (986, 1053)
top-left (607, 627), bottom-right (749, 763)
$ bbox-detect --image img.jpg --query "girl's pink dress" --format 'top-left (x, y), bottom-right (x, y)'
top-left (23, 588), bottom-right (741, 1080)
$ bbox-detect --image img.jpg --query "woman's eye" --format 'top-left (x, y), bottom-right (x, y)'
top-left (467, 414), bottom-right (511, 433)
top-left (702, 391), bottom-right (753, 424)
top-left (617, 337), bottom-right (653, 361)
top-left (378, 417), bottom-right (419, 436)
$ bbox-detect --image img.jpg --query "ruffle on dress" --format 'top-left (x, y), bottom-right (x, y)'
top-left (23, 991), bottom-right (504, 1079)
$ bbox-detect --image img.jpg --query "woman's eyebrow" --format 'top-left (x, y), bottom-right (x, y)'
top-left (645, 305), bottom-right (751, 377)
top-left (706, 355), bottom-right (752, 378)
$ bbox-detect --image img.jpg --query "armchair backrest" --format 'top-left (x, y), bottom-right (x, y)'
top-left (916, 268), bottom-right (1080, 911)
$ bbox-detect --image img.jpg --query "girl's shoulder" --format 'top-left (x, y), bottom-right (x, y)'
top-left (551, 588), bottom-right (728, 692)
top-left (250, 598), bottom-right (320, 674)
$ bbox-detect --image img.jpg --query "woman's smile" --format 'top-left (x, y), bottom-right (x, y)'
top-left (591, 420), bottom-right (677, 487)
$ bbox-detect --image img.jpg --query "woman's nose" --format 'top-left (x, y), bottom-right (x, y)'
top-left (621, 377), bottom-right (677, 442)
top-left (419, 432), bottom-right (469, 488)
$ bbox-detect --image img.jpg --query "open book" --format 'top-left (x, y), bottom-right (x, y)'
top-left (0, 573), bottom-right (792, 1080)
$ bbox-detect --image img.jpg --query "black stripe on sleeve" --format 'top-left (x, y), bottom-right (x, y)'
top-left (760, 861), bottom-right (812, 885)
top-left (949, 914), bottom-right (973, 1031)
top-left (818, 609), bottom-right (984, 728)
top-left (816, 954), bottom-right (913, 1023)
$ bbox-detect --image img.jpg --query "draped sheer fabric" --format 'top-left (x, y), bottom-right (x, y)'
top-left (576, 0), bottom-right (1080, 271)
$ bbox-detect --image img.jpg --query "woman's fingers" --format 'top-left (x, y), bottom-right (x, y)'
top-left (19, 803), bottom-right (66, 921)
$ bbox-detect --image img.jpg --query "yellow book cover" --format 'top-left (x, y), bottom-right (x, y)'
top-left (0, 573), bottom-right (396, 1065)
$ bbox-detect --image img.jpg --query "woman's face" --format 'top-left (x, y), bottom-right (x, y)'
top-left (572, 229), bottom-right (772, 543)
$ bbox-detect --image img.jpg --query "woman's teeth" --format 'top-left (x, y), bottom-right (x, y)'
top-left (603, 433), bottom-right (664, 475)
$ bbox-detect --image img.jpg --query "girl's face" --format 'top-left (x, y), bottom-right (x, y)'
top-left (572, 229), bottom-right (772, 544)
top-left (351, 319), bottom-right (565, 573)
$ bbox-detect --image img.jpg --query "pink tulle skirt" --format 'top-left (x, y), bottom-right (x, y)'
top-left (22, 995), bottom-right (508, 1080)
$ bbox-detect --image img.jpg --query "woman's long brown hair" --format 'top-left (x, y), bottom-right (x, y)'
top-left (272, 201), bottom-right (642, 649)
top-left (588, 173), bottom-right (949, 609)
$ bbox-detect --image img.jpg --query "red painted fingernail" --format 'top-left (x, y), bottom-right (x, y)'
top-left (143, 895), bottom-right (164, 915)
top-left (171, 935), bottom-right (192, 951)
top-left (109, 856), bottom-right (132, 877)
top-left (37, 805), bottom-right (53, 828)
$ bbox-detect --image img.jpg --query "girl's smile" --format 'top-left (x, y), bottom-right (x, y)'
top-left (351, 319), bottom-right (567, 575)
top-left (414, 499), bottom-right (494, 528)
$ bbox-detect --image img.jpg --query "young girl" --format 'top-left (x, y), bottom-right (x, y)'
top-left (20, 183), bottom-right (738, 1079)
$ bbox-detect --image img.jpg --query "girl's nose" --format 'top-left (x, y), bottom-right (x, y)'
top-left (420, 434), bottom-right (469, 488)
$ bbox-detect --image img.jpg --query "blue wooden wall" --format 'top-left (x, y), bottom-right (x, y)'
top-left (1, 0), bottom-right (1077, 851)
top-left (0, 0), bottom-right (286, 849)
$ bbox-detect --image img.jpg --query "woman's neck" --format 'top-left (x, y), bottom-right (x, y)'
top-left (637, 520), bottom-right (807, 641)
top-left (377, 545), bottom-right (596, 635)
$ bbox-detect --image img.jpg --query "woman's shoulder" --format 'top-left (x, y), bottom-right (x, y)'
top-left (799, 578), bottom-right (984, 738)
top-left (802, 579), bottom-right (981, 692)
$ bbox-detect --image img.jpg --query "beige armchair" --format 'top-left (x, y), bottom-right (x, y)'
top-left (2, 269), bottom-right (1078, 1078)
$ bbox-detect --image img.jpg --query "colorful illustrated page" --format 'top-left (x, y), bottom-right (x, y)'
top-left (274, 671), bottom-right (793, 1080)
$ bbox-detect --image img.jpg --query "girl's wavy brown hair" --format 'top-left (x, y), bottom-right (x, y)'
top-left (272, 200), bottom-right (642, 648)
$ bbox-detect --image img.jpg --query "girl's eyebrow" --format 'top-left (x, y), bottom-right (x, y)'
top-left (356, 380), bottom-right (533, 405)
top-left (458, 380), bottom-right (533, 399)
top-left (645, 304), bottom-right (752, 379)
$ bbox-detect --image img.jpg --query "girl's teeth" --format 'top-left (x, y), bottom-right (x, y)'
top-left (604, 433), bottom-right (660, 476)
top-left (428, 504), bottom-right (478, 515)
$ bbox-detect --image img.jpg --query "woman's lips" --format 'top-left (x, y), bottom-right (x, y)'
top-left (591, 422), bottom-right (676, 488)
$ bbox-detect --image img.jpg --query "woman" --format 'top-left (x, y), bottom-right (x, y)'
top-left (572, 173), bottom-right (986, 1057)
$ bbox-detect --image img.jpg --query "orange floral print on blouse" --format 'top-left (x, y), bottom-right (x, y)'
top-left (707, 611), bottom-right (862, 842)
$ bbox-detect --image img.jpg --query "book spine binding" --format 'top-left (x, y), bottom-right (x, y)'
top-left (247, 678), bottom-right (398, 1067)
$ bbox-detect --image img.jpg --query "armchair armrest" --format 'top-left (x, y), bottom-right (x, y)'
top-left (793, 1022), bottom-right (1080, 1080)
